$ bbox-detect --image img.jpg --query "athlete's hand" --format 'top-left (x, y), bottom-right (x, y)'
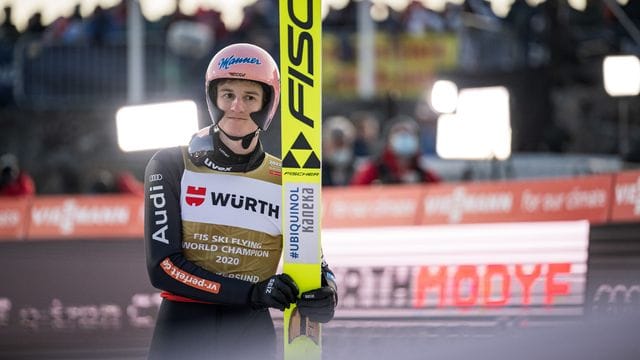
top-left (296, 285), bottom-right (337, 323)
top-left (250, 274), bottom-right (299, 311)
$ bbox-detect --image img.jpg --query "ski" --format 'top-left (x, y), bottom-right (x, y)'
top-left (279, 0), bottom-right (323, 359)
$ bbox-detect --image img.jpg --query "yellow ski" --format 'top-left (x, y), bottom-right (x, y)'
top-left (279, 0), bottom-right (323, 359)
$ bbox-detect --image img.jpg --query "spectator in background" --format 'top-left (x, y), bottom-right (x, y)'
top-left (44, 16), bottom-right (71, 44)
top-left (0, 153), bottom-right (35, 196)
top-left (0, 6), bottom-right (18, 106)
top-left (402, 1), bottom-right (447, 34)
top-left (442, 2), bottom-right (464, 32)
top-left (88, 169), bottom-right (116, 194)
top-left (108, 0), bottom-right (127, 41)
top-left (0, 6), bottom-right (19, 46)
top-left (351, 110), bottom-right (381, 161)
top-left (322, 115), bottom-right (357, 186)
top-left (506, 0), bottom-right (535, 68)
top-left (351, 116), bottom-right (441, 185)
top-left (193, 7), bottom-right (227, 47)
top-left (115, 170), bottom-right (144, 195)
top-left (86, 5), bottom-right (112, 46)
top-left (235, 0), bottom-right (278, 54)
top-left (164, 7), bottom-right (217, 95)
top-left (413, 92), bottom-right (438, 155)
top-left (25, 12), bottom-right (46, 37)
top-left (62, 5), bottom-right (86, 44)
top-left (88, 169), bottom-right (144, 195)
top-left (323, 1), bottom-right (357, 62)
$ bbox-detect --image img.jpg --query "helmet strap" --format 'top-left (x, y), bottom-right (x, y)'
top-left (216, 125), bottom-right (260, 150)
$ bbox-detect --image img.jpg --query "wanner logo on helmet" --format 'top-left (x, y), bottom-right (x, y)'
top-left (186, 186), bottom-right (206, 206)
top-left (218, 55), bottom-right (262, 70)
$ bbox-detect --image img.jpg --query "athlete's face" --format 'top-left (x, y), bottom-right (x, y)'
top-left (216, 79), bottom-right (264, 137)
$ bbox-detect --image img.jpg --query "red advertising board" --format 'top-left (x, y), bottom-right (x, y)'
top-left (0, 197), bottom-right (31, 240)
top-left (610, 170), bottom-right (640, 223)
top-left (420, 175), bottom-right (612, 225)
top-left (0, 170), bottom-right (638, 240)
top-left (26, 195), bottom-right (144, 239)
top-left (323, 185), bottom-right (426, 228)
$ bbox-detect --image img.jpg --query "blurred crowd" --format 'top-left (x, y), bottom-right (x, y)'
top-left (2, 0), bottom-right (637, 73)
top-left (0, 107), bottom-right (442, 196)
top-left (1, 0), bottom-right (639, 195)
top-left (322, 111), bottom-right (442, 186)
top-left (0, 153), bottom-right (34, 196)
top-left (0, 151), bottom-right (144, 196)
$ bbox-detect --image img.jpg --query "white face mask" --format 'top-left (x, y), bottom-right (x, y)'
top-left (390, 133), bottom-right (419, 157)
top-left (329, 148), bottom-right (353, 166)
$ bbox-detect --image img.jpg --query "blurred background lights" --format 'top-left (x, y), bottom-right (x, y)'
top-left (429, 80), bottom-right (459, 114)
top-left (567, 0), bottom-right (587, 12)
top-left (603, 55), bottom-right (640, 97)
top-left (370, 2), bottom-right (390, 21)
top-left (436, 86), bottom-right (511, 160)
top-left (489, 0), bottom-right (515, 18)
top-left (1, 0), bottom-right (628, 31)
top-left (115, 100), bottom-right (199, 152)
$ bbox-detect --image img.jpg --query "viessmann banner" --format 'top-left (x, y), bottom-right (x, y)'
top-left (0, 197), bottom-right (29, 239)
top-left (322, 175), bottom-right (614, 227)
top-left (0, 195), bottom-right (145, 240)
top-left (2, 170), bottom-right (640, 240)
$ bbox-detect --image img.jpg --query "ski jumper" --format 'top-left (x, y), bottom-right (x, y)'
top-left (145, 139), bottom-right (285, 360)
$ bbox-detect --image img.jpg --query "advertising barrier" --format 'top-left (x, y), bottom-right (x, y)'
top-left (0, 240), bottom-right (158, 358)
top-left (0, 197), bottom-right (30, 240)
top-left (323, 185), bottom-right (425, 228)
top-left (323, 221), bottom-right (589, 319)
top-left (420, 176), bottom-right (611, 225)
top-left (27, 195), bottom-right (145, 240)
top-left (585, 224), bottom-right (640, 317)
top-left (2, 170), bottom-right (639, 240)
top-left (610, 170), bottom-right (640, 223)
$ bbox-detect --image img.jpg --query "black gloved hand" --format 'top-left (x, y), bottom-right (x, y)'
top-left (250, 274), bottom-right (299, 311)
top-left (296, 285), bottom-right (337, 323)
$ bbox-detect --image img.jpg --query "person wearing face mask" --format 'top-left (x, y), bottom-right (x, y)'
top-left (0, 153), bottom-right (35, 197)
top-left (143, 43), bottom-right (337, 360)
top-left (350, 115), bottom-right (441, 185)
top-left (322, 115), bottom-right (357, 186)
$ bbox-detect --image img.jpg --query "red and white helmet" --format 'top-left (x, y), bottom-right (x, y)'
top-left (205, 43), bottom-right (280, 131)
